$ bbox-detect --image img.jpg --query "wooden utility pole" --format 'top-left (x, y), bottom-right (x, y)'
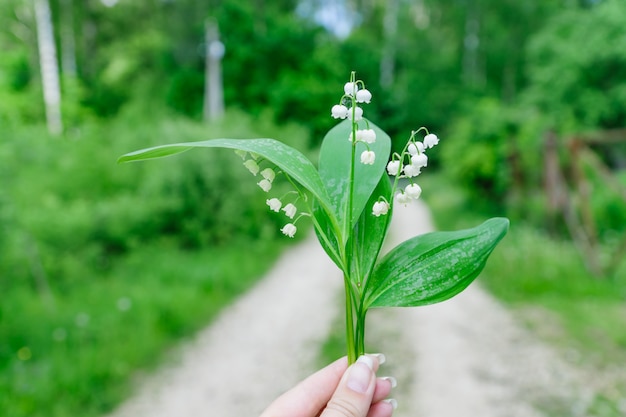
top-left (34, 0), bottom-right (63, 135)
top-left (203, 20), bottom-right (225, 122)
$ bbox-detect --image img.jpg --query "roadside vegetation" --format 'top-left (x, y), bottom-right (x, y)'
top-left (0, 109), bottom-right (307, 417)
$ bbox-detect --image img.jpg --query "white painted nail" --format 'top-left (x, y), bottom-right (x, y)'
top-left (384, 398), bottom-right (398, 409)
top-left (382, 376), bottom-right (397, 388)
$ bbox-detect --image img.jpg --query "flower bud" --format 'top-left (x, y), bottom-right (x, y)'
top-left (344, 82), bottom-right (358, 96)
top-left (243, 159), bottom-right (260, 176)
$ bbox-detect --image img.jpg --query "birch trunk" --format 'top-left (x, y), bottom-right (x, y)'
top-left (379, 0), bottom-right (398, 88)
top-left (203, 20), bottom-right (224, 122)
top-left (34, 0), bottom-right (63, 135)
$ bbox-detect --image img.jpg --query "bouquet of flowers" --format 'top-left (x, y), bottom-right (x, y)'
top-left (119, 72), bottom-right (509, 364)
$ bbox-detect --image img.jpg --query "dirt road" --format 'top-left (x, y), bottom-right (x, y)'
top-left (107, 201), bottom-right (586, 417)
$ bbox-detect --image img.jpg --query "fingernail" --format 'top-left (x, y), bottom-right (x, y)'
top-left (371, 353), bottom-right (386, 365)
top-left (381, 376), bottom-right (397, 388)
top-left (383, 398), bottom-right (398, 409)
top-left (346, 356), bottom-right (373, 393)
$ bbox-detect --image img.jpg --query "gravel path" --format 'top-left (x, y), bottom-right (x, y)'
top-left (107, 201), bottom-right (587, 417)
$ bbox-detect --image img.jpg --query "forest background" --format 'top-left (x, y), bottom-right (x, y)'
top-left (1, 0), bottom-right (626, 416)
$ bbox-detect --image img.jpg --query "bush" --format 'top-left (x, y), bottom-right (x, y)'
top-left (0, 109), bottom-right (311, 417)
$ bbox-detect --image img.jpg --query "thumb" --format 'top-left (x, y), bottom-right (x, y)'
top-left (320, 356), bottom-right (377, 417)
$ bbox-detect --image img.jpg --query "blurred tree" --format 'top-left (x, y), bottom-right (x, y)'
top-left (525, 0), bottom-right (626, 133)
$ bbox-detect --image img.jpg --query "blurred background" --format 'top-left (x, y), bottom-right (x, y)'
top-left (1, 0), bottom-right (625, 416)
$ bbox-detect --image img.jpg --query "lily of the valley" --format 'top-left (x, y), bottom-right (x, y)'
top-left (372, 200), bottom-right (390, 217)
top-left (258, 179), bottom-right (272, 192)
top-left (424, 133), bottom-right (439, 148)
top-left (281, 223), bottom-right (297, 238)
top-left (356, 89), bottom-right (372, 103)
top-left (405, 183), bottom-right (422, 199)
top-left (266, 198), bottom-right (282, 212)
top-left (244, 159), bottom-right (260, 176)
top-left (386, 160), bottom-right (402, 176)
top-left (403, 163), bottom-right (421, 178)
top-left (261, 168), bottom-right (275, 182)
top-left (411, 153), bottom-right (428, 168)
top-left (331, 104), bottom-right (349, 119)
top-left (360, 150), bottom-right (376, 165)
top-left (282, 203), bottom-right (297, 219)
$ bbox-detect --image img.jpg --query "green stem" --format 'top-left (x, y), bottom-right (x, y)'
top-left (357, 303), bottom-right (367, 357)
top-left (344, 275), bottom-right (356, 364)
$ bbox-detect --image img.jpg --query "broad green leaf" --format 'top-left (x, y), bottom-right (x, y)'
top-left (347, 174), bottom-right (393, 283)
top-left (318, 119), bottom-right (391, 240)
top-left (363, 218), bottom-right (509, 308)
top-left (313, 199), bottom-right (344, 269)
top-left (119, 138), bottom-right (338, 226)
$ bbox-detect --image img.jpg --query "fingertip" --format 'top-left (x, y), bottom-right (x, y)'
top-left (366, 399), bottom-right (397, 417)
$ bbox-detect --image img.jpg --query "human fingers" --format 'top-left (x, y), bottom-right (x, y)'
top-left (371, 376), bottom-right (395, 403)
top-left (365, 399), bottom-right (397, 417)
top-left (319, 355), bottom-right (378, 417)
top-left (259, 357), bottom-right (348, 417)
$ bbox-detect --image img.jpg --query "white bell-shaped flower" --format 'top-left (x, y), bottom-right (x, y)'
top-left (344, 82), bottom-right (358, 96)
top-left (282, 203), bottom-right (297, 219)
top-left (243, 159), bottom-right (260, 176)
top-left (360, 150), bottom-right (376, 165)
top-left (331, 104), bottom-right (349, 119)
top-left (411, 153), bottom-right (428, 168)
top-left (353, 106), bottom-right (363, 121)
top-left (405, 183), bottom-right (422, 199)
top-left (424, 133), bottom-right (439, 148)
top-left (408, 142), bottom-right (425, 156)
top-left (372, 201), bottom-right (390, 217)
top-left (281, 223), bottom-right (297, 238)
top-left (257, 179), bottom-right (272, 192)
top-left (356, 89), bottom-right (372, 103)
top-left (386, 160), bottom-right (402, 176)
top-left (361, 129), bottom-right (376, 144)
top-left (260, 168), bottom-right (276, 182)
top-left (403, 163), bottom-right (422, 178)
top-left (266, 198), bottom-right (282, 212)
top-left (395, 191), bottom-right (411, 206)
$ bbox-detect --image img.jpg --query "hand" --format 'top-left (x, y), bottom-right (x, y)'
top-left (260, 354), bottom-right (397, 417)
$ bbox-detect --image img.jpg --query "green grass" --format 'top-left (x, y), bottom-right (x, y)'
top-left (0, 237), bottom-right (285, 417)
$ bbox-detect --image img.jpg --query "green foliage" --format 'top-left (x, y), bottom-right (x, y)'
top-left (424, 173), bottom-right (626, 415)
top-left (441, 98), bottom-right (545, 212)
top-left (0, 239), bottom-right (284, 417)
top-left (365, 218), bottom-right (509, 308)
top-left (0, 110), bottom-right (309, 417)
top-left (525, 0), bottom-right (626, 132)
